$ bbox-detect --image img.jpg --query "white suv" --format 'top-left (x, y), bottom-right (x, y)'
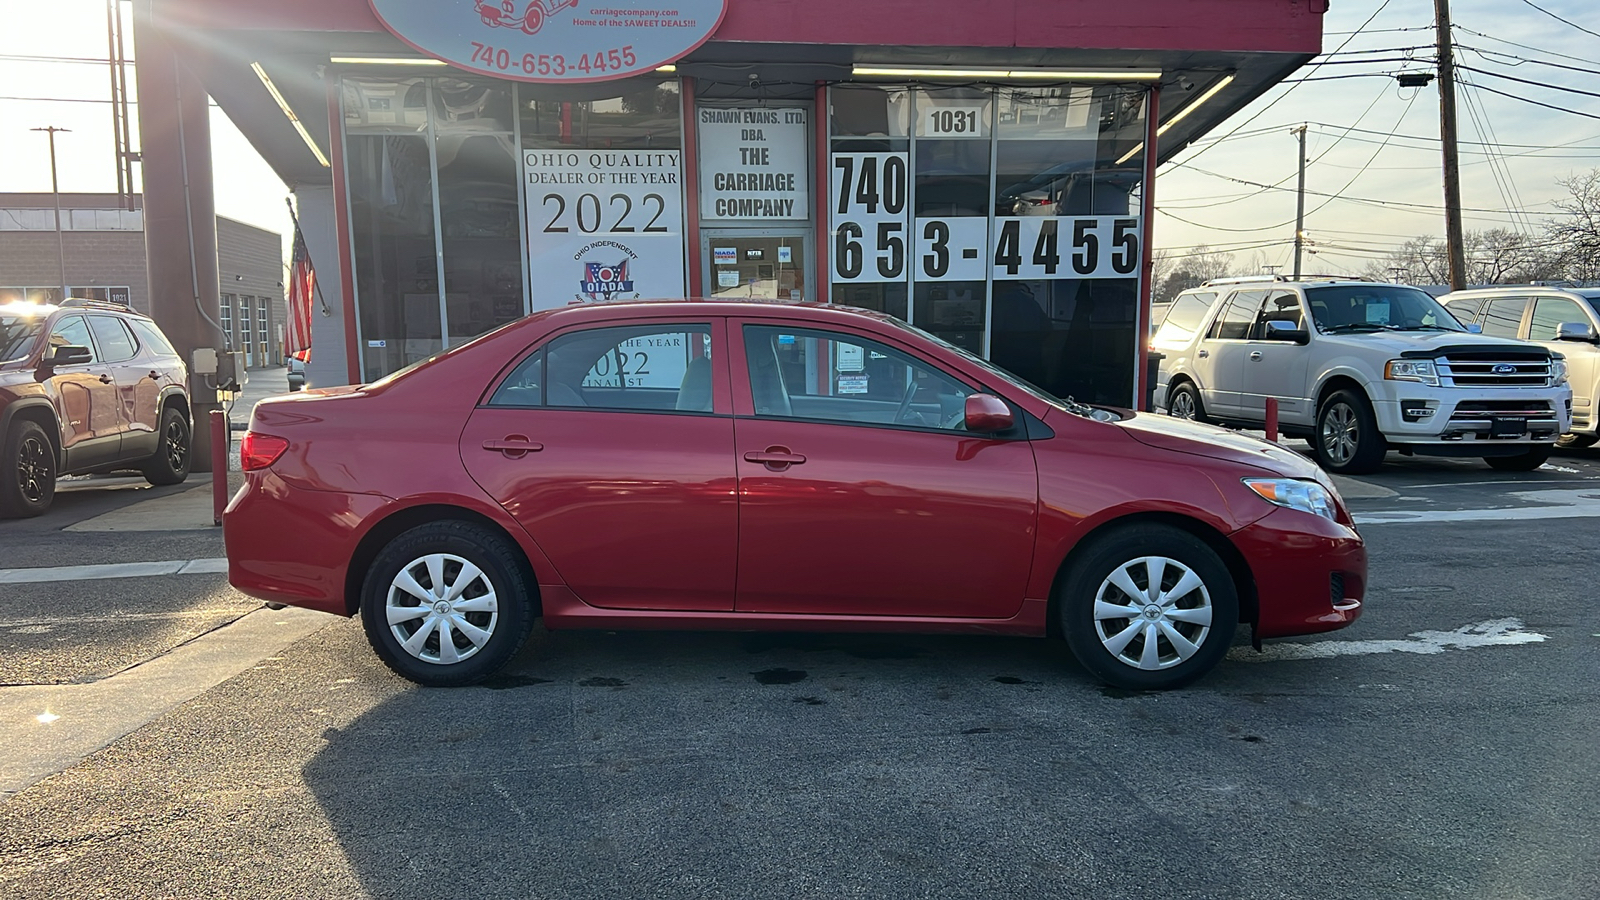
top-left (1152, 277), bottom-right (1572, 474)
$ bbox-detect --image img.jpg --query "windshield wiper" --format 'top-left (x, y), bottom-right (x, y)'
top-left (1321, 323), bottom-right (1395, 333)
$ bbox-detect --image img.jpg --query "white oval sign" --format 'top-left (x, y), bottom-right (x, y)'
top-left (367, 0), bottom-right (728, 83)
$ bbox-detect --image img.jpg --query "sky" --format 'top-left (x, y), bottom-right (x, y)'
top-left (0, 0), bottom-right (1595, 278)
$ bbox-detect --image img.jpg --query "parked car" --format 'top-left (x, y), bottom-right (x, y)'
top-left (287, 355), bottom-right (306, 392)
top-left (1152, 277), bottom-right (1572, 474)
top-left (0, 298), bottom-right (192, 517)
top-left (226, 300), bottom-right (1365, 691)
top-left (1440, 285), bottom-right (1600, 449)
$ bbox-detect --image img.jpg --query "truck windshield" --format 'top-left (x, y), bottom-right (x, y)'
top-left (1305, 285), bottom-right (1465, 333)
top-left (0, 313), bottom-right (47, 363)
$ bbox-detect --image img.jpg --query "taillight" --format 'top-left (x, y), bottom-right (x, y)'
top-left (240, 432), bottom-right (289, 471)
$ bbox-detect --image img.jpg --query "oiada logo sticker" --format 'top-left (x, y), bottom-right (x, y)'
top-left (576, 241), bottom-right (640, 301)
top-left (473, 0), bottom-right (577, 36)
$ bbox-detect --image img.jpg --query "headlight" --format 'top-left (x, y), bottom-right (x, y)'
top-left (1244, 478), bottom-right (1337, 521)
top-left (1384, 359), bottom-right (1438, 386)
top-left (1550, 358), bottom-right (1568, 386)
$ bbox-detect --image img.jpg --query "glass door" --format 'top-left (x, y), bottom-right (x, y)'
top-left (701, 230), bottom-right (811, 302)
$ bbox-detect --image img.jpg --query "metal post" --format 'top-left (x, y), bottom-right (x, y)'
top-left (210, 409), bottom-right (228, 526)
top-left (31, 126), bottom-right (71, 300)
top-left (1291, 125), bottom-right (1307, 279)
top-left (1265, 397), bottom-right (1279, 444)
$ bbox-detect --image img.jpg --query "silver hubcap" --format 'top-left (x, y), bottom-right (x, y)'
top-left (1169, 389), bottom-right (1196, 419)
top-left (1321, 402), bottom-right (1359, 465)
top-left (1093, 555), bottom-right (1214, 671)
top-left (385, 553), bottom-right (499, 665)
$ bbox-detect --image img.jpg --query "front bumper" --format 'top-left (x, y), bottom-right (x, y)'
top-left (1231, 507), bottom-right (1366, 640)
top-left (1370, 385), bottom-right (1571, 446)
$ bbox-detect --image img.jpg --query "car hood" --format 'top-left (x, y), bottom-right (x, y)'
top-left (1115, 411), bottom-right (1324, 480)
top-left (1316, 329), bottom-right (1548, 357)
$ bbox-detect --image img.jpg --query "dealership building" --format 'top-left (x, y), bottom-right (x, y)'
top-left (144, 0), bottom-right (1327, 403)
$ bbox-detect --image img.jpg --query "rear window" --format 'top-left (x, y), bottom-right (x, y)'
top-left (1152, 291), bottom-right (1217, 345)
top-left (128, 319), bottom-right (178, 358)
top-left (1443, 296), bottom-right (1484, 327)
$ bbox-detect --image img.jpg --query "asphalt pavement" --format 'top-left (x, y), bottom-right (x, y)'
top-left (0, 434), bottom-right (1597, 899)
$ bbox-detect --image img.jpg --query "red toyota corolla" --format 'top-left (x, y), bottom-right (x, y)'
top-left (225, 301), bottom-right (1364, 690)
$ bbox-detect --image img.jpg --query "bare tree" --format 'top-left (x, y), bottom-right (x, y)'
top-left (1547, 169), bottom-right (1600, 284)
top-left (1153, 245), bottom-right (1233, 303)
top-left (1363, 231), bottom-right (1556, 286)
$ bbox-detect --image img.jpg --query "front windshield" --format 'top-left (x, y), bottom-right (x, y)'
top-left (1305, 285), bottom-right (1465, 333)
top-left (0, 313), bottom-right (47, 363)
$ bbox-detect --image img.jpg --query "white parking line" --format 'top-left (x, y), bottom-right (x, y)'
top-left (1353, 488), bottom-right (1600, 525)
top-left (1229, 618), bottom-right (1547, 662)
top-left (0, 558), bottom-right (228, 585)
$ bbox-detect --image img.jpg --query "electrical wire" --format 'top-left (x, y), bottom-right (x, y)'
top-left (1458, 44), bottom-right (1600, 78)
top-left (1464, 80), bottom-right (1600, 122)
top-left (1453, 26), bottom-right (1599, 66)
top-left (1514, 0), bottom-right (1600, 41)
top-left (1455, 64), bottom-right (1600, 101)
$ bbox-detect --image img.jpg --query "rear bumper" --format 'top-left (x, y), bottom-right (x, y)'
top-left (223, 471), bottom-right (385, 616)
top-left (1231, 507), bottom-right (1366, 640)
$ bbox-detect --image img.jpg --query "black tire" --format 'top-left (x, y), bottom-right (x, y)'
top-left (1, 420), bottom-right (56, 518)
top-left (141, 406), bottom-right (192, 486)
top-left (1167, 381), bottom-right (1207, 423)
top-left (1313, 389), bottom-right (1386, 475)
top-left (1484, 448), bottom-right (1552, 472)
top-left (360, 520), bottom-right (535, 686)
top-left (1556, 433), bottom-right (1597, 450)
top-left (1059, 524), bottom-right (1239, 690)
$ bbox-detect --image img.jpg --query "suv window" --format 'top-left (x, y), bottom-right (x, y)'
top-left (88, 315), bottom-right (138, 362)
top-left (1304, 285), bottom-right (1464, 333)
top-left (47, 316), bottom-right (97, 363)
top-left (1479, 296), bottom-right (1528, 339)
top-left (1443, 296), bottom-right (1484, 327)
top-left (489, 323), bottom-right (714, 413)
top-left (1250, 290), bottom-right (1304, 339)
top-left (1529, 296), bottom-right (1590, 342)
top-left (743, 325), bottom-right (974, 430)
top-left (128, 319), bottom-right (178, 358)
top-left (0, 312), bottom-right (48, 363)
top-left (1206, 291), bottom-right (1263, 341)
top-left (1153, 291), bottom-right (1216, 344)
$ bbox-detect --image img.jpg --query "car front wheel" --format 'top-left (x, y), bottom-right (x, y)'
top-left (141, 406), bottom-right (192, 486)
top-left (1, 420), bottom-right (56, 518)
top-left (1556, 433), bottom-right (1596, 450)
top-left (1167, 381), bottom-right (1206, 423)
top-left (1314, 389), bottom-right (1386, 474)
top-left (1059, 525), bottom-right (1238, 690)
top-left (360, 521), bottom-right (535, 686)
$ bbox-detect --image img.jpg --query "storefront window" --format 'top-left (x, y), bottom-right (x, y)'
top-left (436, 79), bottom-right (522, 345)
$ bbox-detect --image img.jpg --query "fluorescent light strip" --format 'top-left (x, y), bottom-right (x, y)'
top-left (1115, 73), bottom-right (1237, 165)
top-left (329, 56), bottom-right (447, 65)
top-left (251, 62), bottom-right (331, 168)
top-left (853, 65), bottom-right (1161, 81)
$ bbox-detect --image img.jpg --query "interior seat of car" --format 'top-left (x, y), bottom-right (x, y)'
top-left (675, 355), bottom-right (713, 411)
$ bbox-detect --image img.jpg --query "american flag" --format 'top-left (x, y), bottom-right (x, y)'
top-left (284, 220), bottom-right (315, 362)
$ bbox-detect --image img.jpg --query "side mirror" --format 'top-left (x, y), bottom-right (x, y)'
top-left (47, 345), bottom-right (92, 367)
top-left (1262, 319), bottom-right (1309, 344)
top-left (1556, 321), bottom-right (1598, 343)
top-left (963, 393), bottom-right (1014, 433)
top-left (1466, 323), bottom-right (1483, 334)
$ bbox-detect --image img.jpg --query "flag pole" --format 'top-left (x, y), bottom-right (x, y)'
top-left (285, 196), bottom-right (332, 316)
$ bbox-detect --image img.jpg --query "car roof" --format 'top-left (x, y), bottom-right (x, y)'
top-left (1441, 285), bottom-right (1600, 301)
top-left (524, 298), bottom-right (902, 327)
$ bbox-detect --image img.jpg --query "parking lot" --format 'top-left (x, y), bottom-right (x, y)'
top-left (1, 443), bottom-right (1597, 899)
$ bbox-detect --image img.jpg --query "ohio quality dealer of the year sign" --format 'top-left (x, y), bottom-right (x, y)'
top-left (367, 0), bottom-right (728, 83)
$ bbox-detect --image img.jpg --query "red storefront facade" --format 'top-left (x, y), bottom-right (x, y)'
top-left (145, 0), bottom-right (1326, 404)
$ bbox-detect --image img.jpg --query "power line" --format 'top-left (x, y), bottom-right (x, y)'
top-left (1455, 64), bottom-right (1600, 101)
top-left (1514, 0), bottom-right (1600, 41)
top-left (1458, 44), bottom-right (1600, 78)
top-left (1453, 26), bottom-right (1599, 66)
top-left (1465, 80), bottom-right (1600, 122)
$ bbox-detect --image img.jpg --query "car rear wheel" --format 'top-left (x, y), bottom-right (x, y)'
top-left (1167, 381), bottom-right (1206, 423)
top-left (1314, 389), bottom-right (1386, 474)
top-left (1484, 448), bottom-right (1551, 472)
top-left (1, 420), bottom-right (56, 518)
top-left (360, 521), bottom-right (535, 686)
top-left (141, 406), bottom-right (192, 486)
top-left (1059, 525), bottom-right (1238, 690)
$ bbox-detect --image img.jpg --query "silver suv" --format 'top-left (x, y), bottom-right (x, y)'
top-left (1152, 277), bottom-right (1572, 474)
top-left (1440, 285), bottom-right (1600, 449)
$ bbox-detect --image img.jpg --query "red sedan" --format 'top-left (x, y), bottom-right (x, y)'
top-left (225, 301), bottom-right (1364, 690)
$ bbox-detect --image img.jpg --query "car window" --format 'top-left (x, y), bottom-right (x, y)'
top-left (1529, 297), bottom-right (1590, 342)
top-left (1304, 285), bottom-right (1465, 332)
top-left (128, 319), bottom-right (178, 358)
top-left (488, 323), bottom-right (714, 413)
top-left (1250, 290), bottom-right (1304, 339)
top-left (1205, 291), bottom-right (1262, 341)
top-left (743, 324), bottom-right (975, 431)
top-left (1443, 296), bottom-right (1484, 327)
top-left (1479, 296), bottom-right (1528, 339)
top-left (47, 316), bottom-right (97, 364)
top-left (0, 312), bottom-right (47, 363)
top-left (1152, 291), bottom-right (1216, 345)
top-left (88, 315), bottom-right (138, 363)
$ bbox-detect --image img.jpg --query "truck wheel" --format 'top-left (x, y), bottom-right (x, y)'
top-left (1484, 448), bottom-right (1551, 472)
top-left (1556, 433), bottom-right (1597, 450)
top-left (1, 420), bottom-right (56, 518)
top-left (141, 407), bottom-right (192, 486)
top-left (1314, 389), bottom-right (1386, 474)
top-left (1167, 381), bottom-right (1207, 423)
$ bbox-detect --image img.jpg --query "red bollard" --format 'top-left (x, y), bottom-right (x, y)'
top-left (211, 409), bottom-right (228, 526)
top-left (1265, 396), bottom-right (1279, 444)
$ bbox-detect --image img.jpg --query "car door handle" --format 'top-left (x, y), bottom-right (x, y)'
top-left (147, 370), bottom-right (162, 380)
top-left (1249, 351), bottom-right (1263, 361)
top-left (1197, 349), bottom-right (1209, 359)
top-left (99, 374), bottom-right (114, 384)
top-left (483, 436), bottom-right (543, 458)
top-left (744, 447), bottom-right (807, 469)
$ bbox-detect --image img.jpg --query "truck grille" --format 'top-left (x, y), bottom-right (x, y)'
top-left (1437, 354), bottom-right (1551, 387)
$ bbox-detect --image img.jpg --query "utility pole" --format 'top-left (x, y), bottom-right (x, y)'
top-left (30, 126), bottom-right (71, 300)
top-left (1434, 0), bottom-right (1467, 291)
top-left (1292, 124), bottom-right (1308, 279)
